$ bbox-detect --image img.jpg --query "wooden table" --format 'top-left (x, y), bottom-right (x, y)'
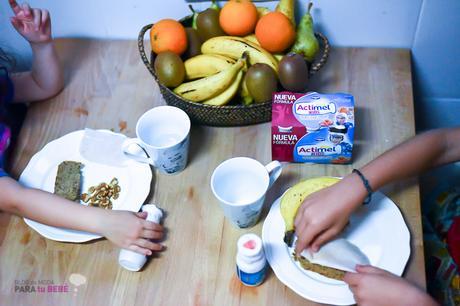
top-left (0, 40), bottom-right (424, 306)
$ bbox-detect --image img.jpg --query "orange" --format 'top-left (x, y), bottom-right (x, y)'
top-left (150, 19), bottom-right (187, 55)
top-left (219, 0), bottom-right (258, 36)
top-left (255, 12), bottom-right (295, 53)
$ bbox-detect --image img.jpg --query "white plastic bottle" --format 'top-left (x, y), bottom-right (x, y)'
top-left (236, 233), bottom-right (267, 286)
top-left (118, 204), bottom-right (163, 272)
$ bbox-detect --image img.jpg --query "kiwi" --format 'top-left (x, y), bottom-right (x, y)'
top-left (154, 51), bottom-right (185, 88)
top-left (278, 53), bottom-right (309, 92)
top-left (245, 63), bottom-right (278, 103)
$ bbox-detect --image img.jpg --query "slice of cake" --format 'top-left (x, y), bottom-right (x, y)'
top-left (54, 161), bottom-right (83, 201)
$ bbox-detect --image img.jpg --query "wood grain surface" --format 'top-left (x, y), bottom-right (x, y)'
top-left (0, 39), bottom-right (423, 306)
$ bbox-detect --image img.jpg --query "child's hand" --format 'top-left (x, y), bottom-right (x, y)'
top-left (344, 265), bottom-right (438, 306)
top-left (100, 211), bottom-right (165, 256)
top-left (9, 0), bottom-right (51, 44)
top-left (294, 174), bottom-right (366, 254)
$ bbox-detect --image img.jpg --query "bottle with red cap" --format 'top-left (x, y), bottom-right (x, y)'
top-left (236, 233), bottom-right (268, 286)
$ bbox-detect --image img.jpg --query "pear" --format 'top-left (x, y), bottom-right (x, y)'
top-left (290, 2), bottom-right (319, 62)
top-left (188, 5), bottom-right (198, 30)
top-left (210, 0), bottom-right (219, 11)
top-left (275, 0), bottom-right (295, 25)
top-left (257, 6), bottom-right (271, 19)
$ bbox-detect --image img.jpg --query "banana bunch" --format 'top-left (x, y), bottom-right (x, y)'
top-left (184, 54), bottom-right (235, 80)
top-left (173, 52), bottom-right (247, 105)
top-left (201, 36), bottom-right (278, 72)
top-left (204, 70), bottom-right (243, 106)
top-left (280, 177), bottom-right (340, 246)
top-left (172, 35), bottom-right (281, 106)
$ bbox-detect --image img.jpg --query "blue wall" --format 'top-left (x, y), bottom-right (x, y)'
top-left (412, 0), bottom-right (460, 130)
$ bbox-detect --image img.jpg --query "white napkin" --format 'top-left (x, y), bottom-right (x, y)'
top-left (79, 129), bottom-right (130, 166)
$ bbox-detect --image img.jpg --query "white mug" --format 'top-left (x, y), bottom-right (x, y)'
top-left (211, 157), bottom-right (282, 228)
top-left (123, 106), bottom-right (191, 175)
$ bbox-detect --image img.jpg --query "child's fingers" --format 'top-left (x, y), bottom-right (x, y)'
top-left (142, 220), bottom-right (163, 231)
top-left (135, 238), bottom-right (163, 251)
top-left (128, 245), bottom-right (152, 256)
top-left (32, 8), bottom-right (41, 31)
top-left (10, 16), bottom-right (21, 31)
top-left (40, 9), bottom-right (51, 35)
top-left (9, 0), bottom-right (21, 14)
top-left (136, 211), bottom-right (148, 219)
top-left (41, 9), bottom-right (49, 26)
top-left (21, 3), bottom-right (31, 18)
top-left (355, 265), bottom-right (387, 275)
top-left (141, 229), bottom-right (163, 240)
top-left (310, 227), bottom-right (340, 252)
top-left (343, 271), bottom-right (361, 286)
top-left (10, 16), bottom-right (29, 33)
top-left (294, 223), bottom-right (317, 254)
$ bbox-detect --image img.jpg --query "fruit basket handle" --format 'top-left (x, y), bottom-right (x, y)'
top-left (310, 32), bottom-right (330, 76)
top-left (138, 24), bottom-right (157, 78)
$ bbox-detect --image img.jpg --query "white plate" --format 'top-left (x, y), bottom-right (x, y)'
top-left (262, 191), bottom-right (410, 305)
top-left (19, 130), bottom-right (152, 243)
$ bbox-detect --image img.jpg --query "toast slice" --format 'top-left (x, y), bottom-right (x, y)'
top-left (54, 161), bottom-right (83, 201)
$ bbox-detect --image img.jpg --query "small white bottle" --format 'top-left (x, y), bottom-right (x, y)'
top-left (236, 233), bottom-right (267, 286)
top-left (118, 204), bottom-right (163, 272)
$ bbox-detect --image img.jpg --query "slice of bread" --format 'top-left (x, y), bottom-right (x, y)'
top-left (54, 161), bottom-right (83, 201)
top-left (294, 254), bottom-right (346, 281)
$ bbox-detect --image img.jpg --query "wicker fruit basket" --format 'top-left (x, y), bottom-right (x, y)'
top-left (138, 16), bottom-right (330, 127)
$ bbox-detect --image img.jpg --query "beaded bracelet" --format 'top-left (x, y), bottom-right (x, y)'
top-left (352, 169), bottom-right (373, 205)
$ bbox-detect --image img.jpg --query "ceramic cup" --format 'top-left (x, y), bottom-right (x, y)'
top-left (122, 106), bottom-right (191, 175)
top-left (211, 157), bottom-right (282, 228)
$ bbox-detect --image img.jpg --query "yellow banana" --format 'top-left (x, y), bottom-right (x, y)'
top-left (201, 36), bottom-right (278, 72)
top-left (174, 56), bottom-right (244, 102)
top-left (280, 177), bottom-right (340, 246)
top-left (244, 34), bottom-right (259, 45)
top-left (241, 35), bottom-right (285, 63)
top-left (184, 54), bottom-right (235, 80)
top-left (203, 70), bottom-right (243, 106)
top-left (276, 0), bottom-right (295, 25)
top-left (239, 74), bottom-right (253, 105)
top-left (274, 54), bottom-right (284, 62)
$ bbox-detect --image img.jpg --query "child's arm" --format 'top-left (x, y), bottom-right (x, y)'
top-left (344, 265), bottom-right (438, 306)
top-left (295, 127), bottom-right (460, 254)
top-left (9, 1), bottom-right (63, 102)
top-left (0, 176), bottom-right (164, 255)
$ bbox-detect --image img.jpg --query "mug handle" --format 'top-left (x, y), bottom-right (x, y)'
top-left (265, 160), bottom-right (282, 189)
top-left (122, 138), bottom-right (153, 165)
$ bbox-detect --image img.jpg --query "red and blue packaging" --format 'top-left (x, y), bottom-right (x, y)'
top-left (272, 92), bottom-right (355, 164)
